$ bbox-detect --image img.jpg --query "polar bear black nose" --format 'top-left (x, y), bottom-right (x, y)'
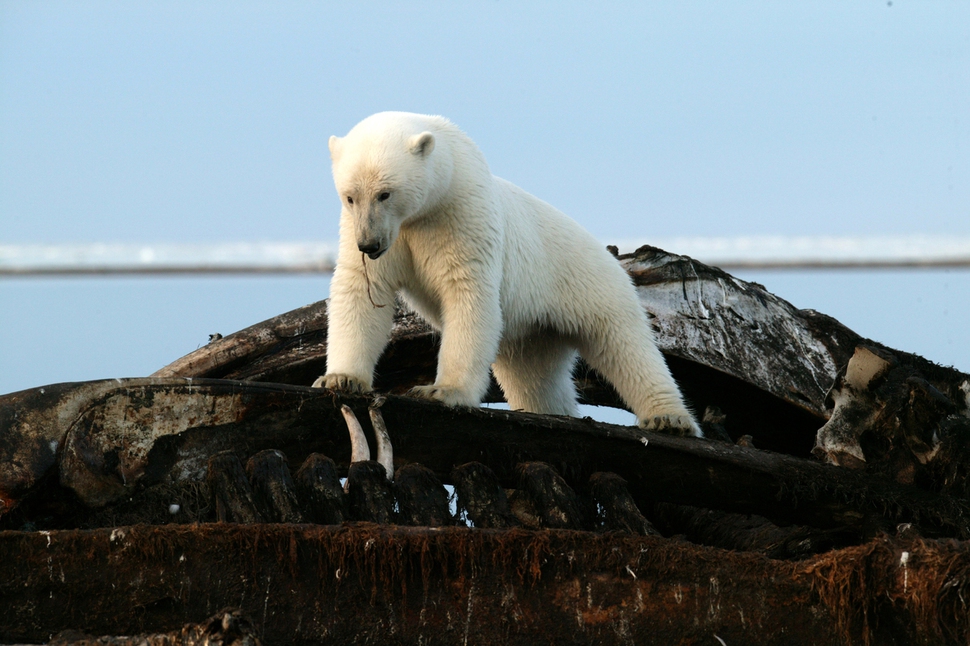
top-left (358, 242), bottom-right (382, 255)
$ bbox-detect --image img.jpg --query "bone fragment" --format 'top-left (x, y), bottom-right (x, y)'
top-left (340, 405), bottom-right (370, 463)
top-left (844, 346), bottom-right (894, 391)
top-left (340, 404), bottom-right (370, 494)
top-left (368, 397), bottom-right (394, 482)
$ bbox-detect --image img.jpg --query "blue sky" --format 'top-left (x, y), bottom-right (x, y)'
top-left (1, 1), bottom-right (968, 396)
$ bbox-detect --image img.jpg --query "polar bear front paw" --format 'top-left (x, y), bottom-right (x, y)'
top-left (406, 384), bottom-right (473, 407)
top-left (313, 373), bottom-right (370, 393)
top-left (640, 414), bottom-right (703, 438)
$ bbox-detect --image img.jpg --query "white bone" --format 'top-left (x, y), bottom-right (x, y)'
top-left (844, 346), bottom-right (893, 391)
top-left (368, 397), bottom-right (394, 482)
top-left (340, 404), bottom-right (370, 463)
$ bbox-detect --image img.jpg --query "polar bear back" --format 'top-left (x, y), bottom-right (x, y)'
top-left (492, 176), bottom-right (645, 342)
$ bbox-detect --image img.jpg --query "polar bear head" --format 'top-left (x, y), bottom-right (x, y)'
top-left (329, 112), bottom-right (450, 259)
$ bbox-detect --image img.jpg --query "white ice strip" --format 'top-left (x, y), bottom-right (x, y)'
top-left (0, 242), bottom-right (337, 275)
top-left (619, 235), bottom-right (970, 269)
top-left (2, 236), bottom-right (970, 275)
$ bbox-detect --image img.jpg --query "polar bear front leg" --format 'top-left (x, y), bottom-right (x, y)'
top-left (407, 285), bottom-right (502, 408)
top-left (314, 264), bottom-right (396, 394)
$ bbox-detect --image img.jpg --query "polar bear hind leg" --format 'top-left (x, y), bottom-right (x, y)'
top-left (492, 334), bottom-right (580, 417)
top-left (578, 323), bottom-right (702, 437)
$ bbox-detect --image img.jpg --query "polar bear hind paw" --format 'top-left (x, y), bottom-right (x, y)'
top-left (407, 384), bottom-right (473, 407)
top-left (313, 373), bottom-right (370, 393)
top-left (640, 414), bottom-right (703, 438)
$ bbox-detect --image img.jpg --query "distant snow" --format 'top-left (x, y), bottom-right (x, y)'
top-left (3, 237), bottom-right (969, 274)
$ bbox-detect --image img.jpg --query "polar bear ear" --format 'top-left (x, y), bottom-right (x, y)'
top-left (408, 132), bottom-right (435, 157)
top-left (328, 135), bottom-right (342, 161)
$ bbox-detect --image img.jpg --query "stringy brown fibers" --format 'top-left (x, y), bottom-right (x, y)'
top-left (362, 252), bottom-right (386, 309)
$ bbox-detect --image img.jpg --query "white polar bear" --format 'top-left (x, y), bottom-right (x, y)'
top-left (314, 112), bottom-right (700, 436)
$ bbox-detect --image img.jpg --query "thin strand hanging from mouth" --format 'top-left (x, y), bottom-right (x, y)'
top-left (361, 252), bottom-right (387, 309)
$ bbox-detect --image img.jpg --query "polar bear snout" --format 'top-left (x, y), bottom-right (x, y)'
top-left (355, 215), bottom-right (390, 258)
top-left (358, 241), bottom-right (385, 259)
top-left (352, 202), bottom-right (398, 259)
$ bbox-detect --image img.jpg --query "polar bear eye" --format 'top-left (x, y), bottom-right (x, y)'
top-left (378, 192), bottom-right (391, 202)
top-left (346, 196), bottom-right (354, 205)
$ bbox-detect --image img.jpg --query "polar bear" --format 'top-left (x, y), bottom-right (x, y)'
top-left (313, 112), bottom-right (700, 436)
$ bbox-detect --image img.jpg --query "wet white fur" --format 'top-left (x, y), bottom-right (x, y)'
top-left (317, 112), bottom-right (699, 435)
